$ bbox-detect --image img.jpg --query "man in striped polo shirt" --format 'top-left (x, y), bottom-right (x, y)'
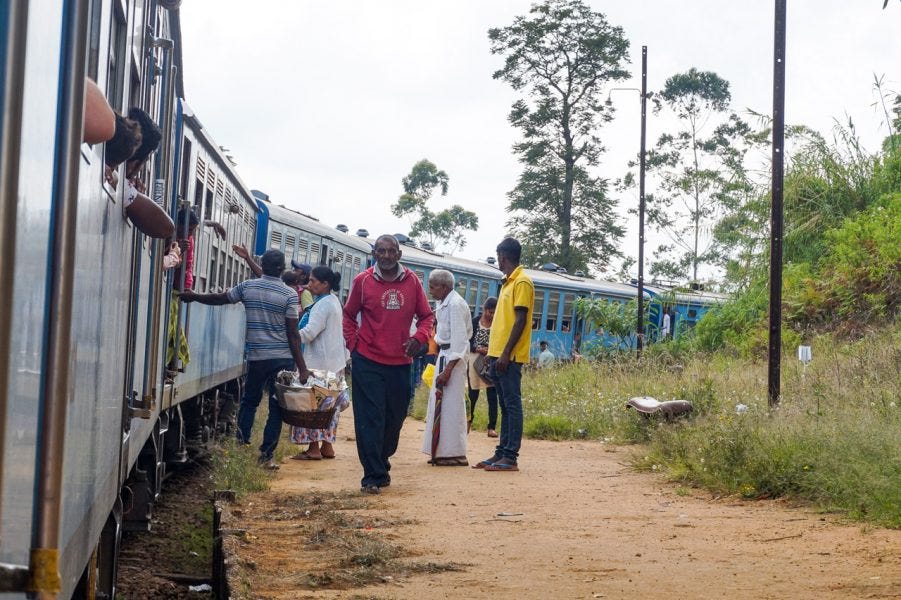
top-left (180, 249), bottom-right (310, 468)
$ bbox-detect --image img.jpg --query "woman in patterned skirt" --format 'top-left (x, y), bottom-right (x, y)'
top-left (290, 266), bottom-right (348, 460)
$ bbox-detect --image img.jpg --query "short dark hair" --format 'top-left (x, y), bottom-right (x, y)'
top-left (311, 265), bottom-right (341, 291)
top-left (281, 271), bottom-right (301, 286)
top-left (483, 296), bottom-right (498, 310)
top-left (105, 114), bottom-right (142, 167)
top-left (127, 107), bottom-right (162, 164)
top-left (176, 207), bottom-right (200, 233)
top-left (496, 237), bottom-right (522, 263)
top-left (260, 249), bottom-right (285, 276)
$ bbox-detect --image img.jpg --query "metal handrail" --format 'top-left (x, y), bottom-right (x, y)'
top-left (0, 0), bottom-right (30, 556)
top-left (29, 0), bottom-right (90, 596)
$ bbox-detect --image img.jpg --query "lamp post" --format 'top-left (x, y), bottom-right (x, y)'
top-left (610, 45), bottom-right (649, 358)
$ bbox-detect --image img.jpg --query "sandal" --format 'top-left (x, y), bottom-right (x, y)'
top-left (487, 429), bottom-right (499, 438)
top-left (472, 455), bottom-right (500, 469)
top-left (484, 461), bottom-right (519, 472)
top-left (291, 452), bottom-right (322, 460)
top-left (432, 456), bottom-right (469, 467)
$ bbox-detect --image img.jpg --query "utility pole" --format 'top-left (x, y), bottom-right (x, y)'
top-left (768, 1), bottom-right (787, 407)
top-left (637, 46), bottom-right (648, 358)
top-left (609, 46), bottom-right (649, 358)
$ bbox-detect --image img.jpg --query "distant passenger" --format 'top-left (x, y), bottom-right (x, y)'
top-left (467, 296), bottom-right (498, 437)
top-left (179, 249), bottom-right (310, 469)
top-left (537, 340), bottom-right (555, 368)
top-left (661, 307), bottom-right (672, 340)
top-left (475, 237), bottom-right (534, 473)
top-left (343, 234), bottom-right (435, 494)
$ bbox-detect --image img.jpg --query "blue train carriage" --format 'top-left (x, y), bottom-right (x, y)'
top-left (0, 0), bottom-right (191, 597)
top-left (640, 284), bottom-right (729, 339)
top-left (526, 268), bottom-right (652, 360)
top-left (253, 198), bottom-right (373, 302)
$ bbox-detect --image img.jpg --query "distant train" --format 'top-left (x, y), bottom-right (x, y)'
top-left (0, 2), bottom-right (724, 598)
top-left (253, 198), bottom-right (726, 360)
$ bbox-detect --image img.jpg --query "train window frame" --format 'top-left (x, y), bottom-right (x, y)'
top-left (545, 291), bottom-right (559, 332)
top-left (561, 293), bottom-right (576, 333)
top-left (532, 290), bottom-right (545, 331)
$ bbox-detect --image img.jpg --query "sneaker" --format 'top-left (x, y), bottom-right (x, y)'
top-left (360, 484), bottom-right (381, 495)
top-left (257, 455), bottom-right (279, 470)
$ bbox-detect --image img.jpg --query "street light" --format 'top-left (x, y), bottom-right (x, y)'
top-left (609, 46), bottom-right (649, 357)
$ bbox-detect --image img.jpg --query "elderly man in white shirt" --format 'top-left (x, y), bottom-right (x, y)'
top-left (420, 269), bottom-right (473, 466)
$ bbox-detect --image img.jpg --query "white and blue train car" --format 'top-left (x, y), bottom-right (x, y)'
top-left (638, 284), bottom-right (729, 339)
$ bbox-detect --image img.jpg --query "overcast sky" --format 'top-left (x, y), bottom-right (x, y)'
top-left (179, 1), bottom-right (899, 277)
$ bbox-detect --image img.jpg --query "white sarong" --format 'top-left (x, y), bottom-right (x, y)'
top-left (421, 351), bottom-right (468, 458)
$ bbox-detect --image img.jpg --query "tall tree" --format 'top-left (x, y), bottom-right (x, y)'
top-left (489, 0), bottom-right (629, 273)
top-left (390, 159), bottom-right (478, 254)
top-left (641, 68), bottom-right (749, 283)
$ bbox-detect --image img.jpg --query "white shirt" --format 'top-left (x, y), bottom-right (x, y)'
top-left (434, 289), bottom-right (472, 362)
top-left (661, 313), bottom-right (671, 336)
top-left (538, 349), bottom-right (555, 368)
top-left (299, 294), bottom-right (348, 373)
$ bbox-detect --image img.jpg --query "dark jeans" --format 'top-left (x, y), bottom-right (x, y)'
top-left (468, 386), bottom-right (498, 430)
top-left (238, 357), bottom-right (295, 459)
top-left (489, 358), bottom-right (523, 461)
top-left (351, 351), bottom-right (411, 487)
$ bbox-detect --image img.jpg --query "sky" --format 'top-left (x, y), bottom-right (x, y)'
top-left (179, 1), bottom-right (899, 279)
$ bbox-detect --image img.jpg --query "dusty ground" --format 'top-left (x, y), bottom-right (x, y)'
top-left (228, 411), bottom-right (901, 600)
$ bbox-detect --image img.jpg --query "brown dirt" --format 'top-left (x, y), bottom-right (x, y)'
top-left (227, 411), bottom-right (901, 599)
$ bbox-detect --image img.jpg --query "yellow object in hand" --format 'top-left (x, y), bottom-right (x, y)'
top-left (422, 363), bottom-right (435, 388)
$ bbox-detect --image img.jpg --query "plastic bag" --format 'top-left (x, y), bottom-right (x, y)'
top-left (422, 363), bottom-right (435, 388)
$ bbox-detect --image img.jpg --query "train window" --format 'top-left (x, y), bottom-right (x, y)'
top-left (354, 256), bottom-right (362, 269)
top-left (298, 238), bottom-right (309, 261)
top-left (311, 241), bottom-right (320, 258)
top-left (456, 278), bottom-right (467, 299)
top-left (480, 281), bottom-right (489, 307)
top-left (106, 3), bottom-right (127, 111)
top-left (415, 271), bottom-right (425, 282)
top-left (218, 249), bottom-right (226, 291)
top-left (209, 255), bottom-right (218, 290)
top-left (179, 138), bottom-right (193, 202)
top-left (561, 293), bottom-right (575, 332)
top-left (532, 290), bottom-right (545, 331)
top-left (468, 280), bottom-right (478, 312)
top-left (285, 233), bottom-right (296, 258)
top-left (204, 189), bottom-right (213, 220)
top-left (270, 230), bottom-right (283, 249)
top-left (546, 292), bottom-right (559, 331)
top-left (85, 0), bottom-right (102, 80)
top-left (198, 276), bottom-right (207, 293)
top-left (688, 309), bottom-right (697, 318)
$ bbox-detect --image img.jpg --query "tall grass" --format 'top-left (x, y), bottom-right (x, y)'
top-left (451, 322), bottom-right (900, 527)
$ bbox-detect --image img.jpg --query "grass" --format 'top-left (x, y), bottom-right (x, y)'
top-left (413, 323), bottom-right (900, 528)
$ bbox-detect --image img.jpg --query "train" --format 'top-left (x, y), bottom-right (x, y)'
top-left (0, 1), bottom-right (724, 598)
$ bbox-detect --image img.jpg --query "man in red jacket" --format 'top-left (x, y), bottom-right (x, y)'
top-left (343, 234), bottom-right (435, 494)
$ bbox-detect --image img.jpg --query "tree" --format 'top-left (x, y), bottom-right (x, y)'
top-left (390, 159), bottom-right (478, 254)
top-left (489, 0), bottom-right (629, 274)
top-left (640, 68), bottom-right (750, 283)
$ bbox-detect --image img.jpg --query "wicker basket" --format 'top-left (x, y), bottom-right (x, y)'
top-left (274, 383), bottom-right (337, 428)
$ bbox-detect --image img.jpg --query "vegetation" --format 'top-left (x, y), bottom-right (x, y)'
top-left (390, 159), bottom-right (478, 254)
top-left (489, 0), bottom-right (628, 273)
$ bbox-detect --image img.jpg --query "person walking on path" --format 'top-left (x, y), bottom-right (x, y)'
top-left (420, 269), bottom-right (472, 466)
top-left (179, 249), bottom-right (309, 468)
top-left (474, 237), bottom-right (534, 473)
top-left (290, 266), bottom-right (348, 460)
top-left (467, 296), bottom-right (499, 437)
top-left (343, 235), bottom-right (435, 494)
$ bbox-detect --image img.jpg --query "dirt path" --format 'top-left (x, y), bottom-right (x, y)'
top-left (229, 411), bottom-right (900, 599)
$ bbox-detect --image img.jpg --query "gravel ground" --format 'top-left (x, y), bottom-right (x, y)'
top-left (116, 456), bottom-right (215, 600)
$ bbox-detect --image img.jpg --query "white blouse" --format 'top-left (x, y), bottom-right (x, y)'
top-left (299, 293), bottom-right (348, 373)
top-left (434, 289), bottom-right (472, 362)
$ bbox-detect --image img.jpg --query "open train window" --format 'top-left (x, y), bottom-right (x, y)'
top-left (545, 292), bottom-right (559, 331)
top-left (456, 278), bottom-right (467, 300)
top-left (480, 281), bottom-right (489, 308)
top-left (468, 280), bottom-right (478, 313)
top-left (532, 290), bottom-right (545, 331)
top-left (688, 309), bottom-right (697, 318)
top-left (561, 293), bottom-right (575, 332)
top-left (85, 0), bottom-right (102, 81)
top-left (106, 2), bottom-right (127, 111)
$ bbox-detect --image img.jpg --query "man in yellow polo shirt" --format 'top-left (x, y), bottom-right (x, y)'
top-left (474, 237), bottom-right (534, 472)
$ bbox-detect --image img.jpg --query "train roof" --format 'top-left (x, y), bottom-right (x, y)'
top-left (641, 283), bottom-right (729, 306)
top-left (263, 202), bottom-right (374, 253)
top-left (527, 268), bottom-right (650, 298)
top-left (179, 100), bottom-right (257, 207)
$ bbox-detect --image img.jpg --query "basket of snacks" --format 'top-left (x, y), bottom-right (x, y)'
top-left (273, 370), bottom-right (346, 428)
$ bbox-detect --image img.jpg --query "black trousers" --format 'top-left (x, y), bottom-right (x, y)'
top-left (351, 351), bottom-right (411, 487)
top-left (468, 386), bottom-right (498, 430)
